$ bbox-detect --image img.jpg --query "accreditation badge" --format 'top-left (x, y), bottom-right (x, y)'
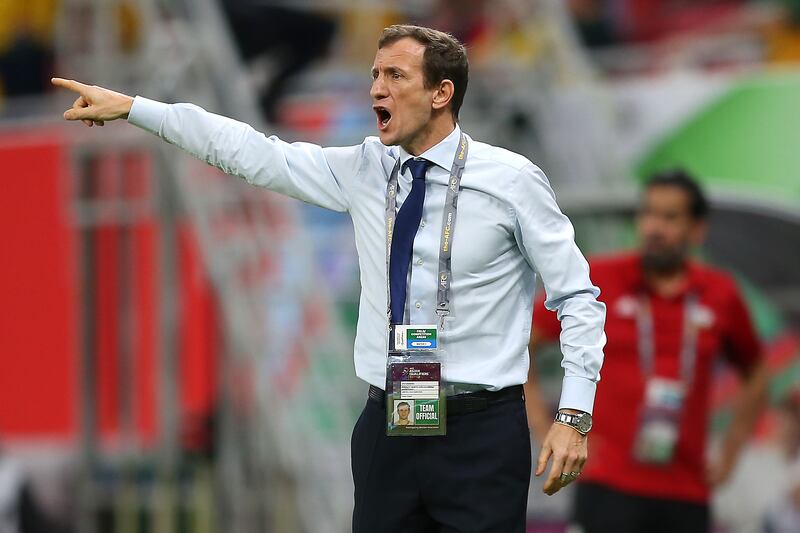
top-left (386, 325), bottom-right (446, 437)
top-left (633, 377), bottom-right (686, 465)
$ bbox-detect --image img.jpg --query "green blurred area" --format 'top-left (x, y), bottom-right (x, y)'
top-left (637, 72), bottom-right (800, 205)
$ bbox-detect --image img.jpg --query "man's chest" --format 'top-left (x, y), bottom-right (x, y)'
top-left (603, 288), bottom-right (724, 378)
top-left (349, 163), bottom-right (518, 274)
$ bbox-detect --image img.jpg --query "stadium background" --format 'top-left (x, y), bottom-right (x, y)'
top-left (0, 0), bottom-right (799, 532)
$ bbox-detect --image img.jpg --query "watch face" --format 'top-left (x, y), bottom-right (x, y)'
top-left (577, 413), bottom-right (593, 433)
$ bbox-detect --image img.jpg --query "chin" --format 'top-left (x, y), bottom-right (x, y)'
top-left (377, 130), bottom-right (392, 145)
top-left (378, 130), bottom-right (400, 147)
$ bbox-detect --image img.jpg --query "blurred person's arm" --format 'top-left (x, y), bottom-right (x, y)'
top-left (707, 279), bottom-right (769, 487)
top-left (708, 359), bottom-right (769, 487)
top-left (524, 296), bottom-right (563, 442)
top-left (524, 329), bottom-right (558, 444)
top-left (51, 78), bottom-right (353, 212)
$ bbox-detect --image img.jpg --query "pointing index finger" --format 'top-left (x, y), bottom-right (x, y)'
top-left (51, 77), bottom-right (90, 94)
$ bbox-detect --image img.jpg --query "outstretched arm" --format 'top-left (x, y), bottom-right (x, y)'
top-left (51, 78), bottom-right (134, 127)
top-left (51, 78), bottom-right (356, 212)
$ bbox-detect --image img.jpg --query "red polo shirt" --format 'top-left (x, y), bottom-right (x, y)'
top-left (533, 252), bottom-right (761, 503)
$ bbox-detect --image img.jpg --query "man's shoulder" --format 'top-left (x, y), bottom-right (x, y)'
top-left (363, 135), bottom-right (384, 148)
top-left (468, 137), bottom-right (535, 173)
top-left (586, 252), bottom-right (641, 286)
top-left (690, 260), bottom-right (740, 294)
top-left (323, 136), bottom-right (393, 169)
top-left (589, 251), bottom-right (639, 273)
top-left (362, 135), bottom-right (399, 155)
top-left (322, 135), bottom-right (390, 155)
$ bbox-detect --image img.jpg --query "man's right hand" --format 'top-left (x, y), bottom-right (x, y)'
top-left (51, 78), bottom-right (134, 127)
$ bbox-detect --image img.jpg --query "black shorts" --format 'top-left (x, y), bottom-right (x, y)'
top-left (573, 482), bottom-right (710, 533)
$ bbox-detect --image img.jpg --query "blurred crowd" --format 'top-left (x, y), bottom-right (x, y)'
top-left (0, 0), bottom-right (139, 103)
top-left (570, 0), bottom-right (800, 54)
top-left (3, 0), bottom-right (800, 117)
top-left (0, 0), bottom-right (56, 99)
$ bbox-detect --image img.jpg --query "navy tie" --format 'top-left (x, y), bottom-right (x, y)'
top-left (389, 158), bottom-right (431, 324)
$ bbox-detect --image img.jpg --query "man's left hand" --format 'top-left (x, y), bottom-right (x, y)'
top-left (535, 417), bottom-right (588, 495)
top-left (706, 456), bottom-right (736, 487)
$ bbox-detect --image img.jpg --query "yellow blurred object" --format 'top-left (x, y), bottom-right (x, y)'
top-left (340, 7), bottom-right (400, 66)
top-left (482, 21), bottom-right (545, 65)
top-left (0, 0), bottom-right (141, 55)
top-left (765, 22), bottom-right (800, 63)
top-left (0, 0), bottom-right (58, 52)
top-left (117, 0), bottom-right (141, 53)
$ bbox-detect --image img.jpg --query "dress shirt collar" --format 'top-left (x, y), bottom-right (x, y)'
top-left (397, 124), bottom-right (462, 172)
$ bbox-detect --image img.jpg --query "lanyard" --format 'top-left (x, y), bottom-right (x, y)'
top-left (384, 132), bottom-right (469, 329)
top-left (636, 293), bottom-right (700, 385)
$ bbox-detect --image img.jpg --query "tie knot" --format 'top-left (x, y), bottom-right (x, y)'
top-left (405, 158), bottom-right (431, 180)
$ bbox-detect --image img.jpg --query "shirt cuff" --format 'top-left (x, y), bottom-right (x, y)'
top-left (558, 376), bottom-right (597, 414)
top-left (127, 96), bottom-right (168, 135)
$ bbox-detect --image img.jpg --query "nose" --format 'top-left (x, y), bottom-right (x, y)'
top-left (370, 75), bottom-right (387, 101)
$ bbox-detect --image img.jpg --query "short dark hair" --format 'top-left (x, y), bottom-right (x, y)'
top-left (645, 168), bottom-right (710, 220)
top-left (378, 24), bottom-right (469, 121)
top-left (397, 402), bottom-right (410, 410)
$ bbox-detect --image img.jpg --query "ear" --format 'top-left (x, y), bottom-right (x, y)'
top-left (690, 219), bottom-right (708, 246)
top-left (431, 79), bottom-right (455, 112)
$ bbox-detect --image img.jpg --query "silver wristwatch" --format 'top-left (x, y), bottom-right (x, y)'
top-left (554, 410), bottom-right (593, 435)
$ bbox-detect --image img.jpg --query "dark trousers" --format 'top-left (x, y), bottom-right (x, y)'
top-left (351, 391), bottom-right (531, 533)
top-left (573, 482), bottom-right (711, 533)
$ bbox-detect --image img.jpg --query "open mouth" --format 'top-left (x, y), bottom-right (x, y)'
top-left (374, 106), bottom-right (392, 130)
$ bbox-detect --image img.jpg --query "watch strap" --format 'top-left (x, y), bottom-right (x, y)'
top-left (554, 410), bottom-right (590, 435)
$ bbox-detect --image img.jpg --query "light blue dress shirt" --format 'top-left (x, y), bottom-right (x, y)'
top-left (128, 96), bottom-right (607, 413)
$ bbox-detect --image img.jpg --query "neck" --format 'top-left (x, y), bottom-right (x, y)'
top-left (402, 113), bottom-right (456, 156)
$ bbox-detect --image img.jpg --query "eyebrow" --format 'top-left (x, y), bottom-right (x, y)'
top-left (371, 65), bottom-right (408, 77)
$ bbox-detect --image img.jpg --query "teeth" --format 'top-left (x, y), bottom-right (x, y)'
top-left (375, 107), bottom-right (391, 127)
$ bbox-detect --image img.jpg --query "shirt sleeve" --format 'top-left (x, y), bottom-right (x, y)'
top-left (720, 279), bottom-right (762, 376)
top-left (512, 163), bottom-right (607, 414)
top-left (127, 96), bottom-right (360, 212)
top-left (532, 294), bottom-right (562, 342)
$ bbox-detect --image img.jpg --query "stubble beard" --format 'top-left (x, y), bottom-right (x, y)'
top-left (641, 246), bottom-right (689, 276)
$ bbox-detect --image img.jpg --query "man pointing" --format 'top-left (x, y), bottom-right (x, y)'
top-left (53, 25), bottom-right (606, 532)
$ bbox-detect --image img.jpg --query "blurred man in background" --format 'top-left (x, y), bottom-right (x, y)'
top-left (526, 169), bottom-right (769, 533)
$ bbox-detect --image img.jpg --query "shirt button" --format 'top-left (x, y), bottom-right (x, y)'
top-left (416, 258), bottom-right (423, 266)
top-left (415, 302), bottom-right (422, 309)
top-left (420, 220), bottom-right (426, 227)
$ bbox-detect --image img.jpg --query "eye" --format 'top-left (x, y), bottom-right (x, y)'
top-left (391, 72), bottom-right (402, 80)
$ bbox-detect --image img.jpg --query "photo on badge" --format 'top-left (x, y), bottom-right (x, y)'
top-left (393, 400), bottom-right (415, 426)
